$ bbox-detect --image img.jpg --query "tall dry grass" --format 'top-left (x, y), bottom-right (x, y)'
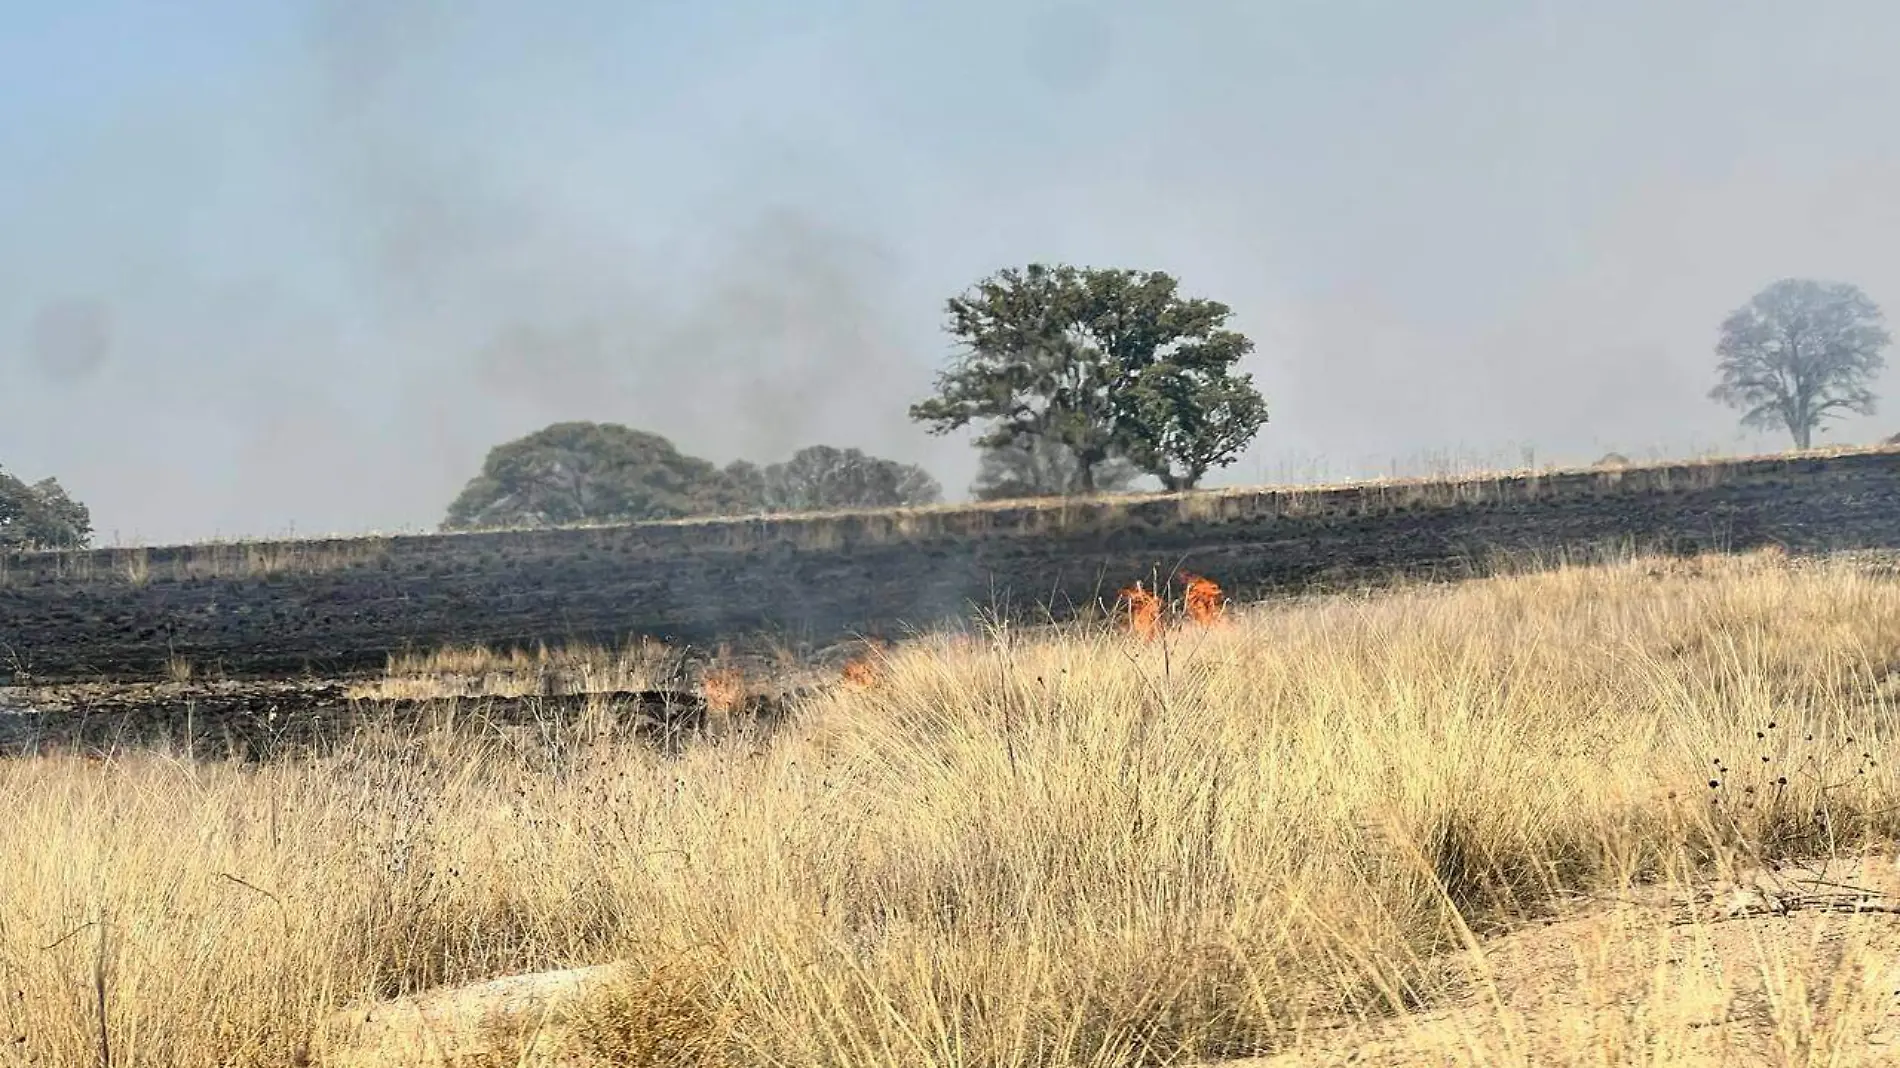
top-left (3, 551), bottom-right (1900, 1066)
top-left (352, 638), bottom-right (685, 700)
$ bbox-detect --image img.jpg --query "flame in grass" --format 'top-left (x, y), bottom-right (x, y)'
top-left (699, 669), bottom-right (746, 713)
top-left (841, 658), bottom-right (879, 688)
top-left (840, 637), bottom-right (892, 688)
top-left (1118, 581), bottom-right (1164, 640)
top-left (1181, 572), bottom-right (1227, 626)
top-left (1117, 573), bottom-right (1228, 638)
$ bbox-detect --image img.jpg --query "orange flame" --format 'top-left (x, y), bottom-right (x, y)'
top-left (842, 657), bottom-right (878, 688)
top-left (841, 637), bottom-right (891, 688)
top-left (1180, 572), bottom-right (1226, 626)
top-left (1118, 581), bottom-right (1163, 640)
top-left (700, 668), bottom-right (746, 713)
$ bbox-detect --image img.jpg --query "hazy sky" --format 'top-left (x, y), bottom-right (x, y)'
top-left (5, 1), bottom-right (1900, 544)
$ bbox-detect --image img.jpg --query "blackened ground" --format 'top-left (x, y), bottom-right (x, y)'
top-left (0, 679), bottom-right (805, 761)
top-left (3, 449), bottom-right (1896, 682)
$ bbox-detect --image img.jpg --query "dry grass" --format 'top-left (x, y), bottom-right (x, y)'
top-left (351, 640), bottom-right (685, 701)
top-left (5, 550), bottom-right (1900, 1065)
top-left (349, 639), bottom-right (841, 704)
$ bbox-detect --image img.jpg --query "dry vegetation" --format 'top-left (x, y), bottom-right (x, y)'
top-left (350, 641), bottom-right (688, 702)
top-left (6, 550), bottom-right (1900, 1065)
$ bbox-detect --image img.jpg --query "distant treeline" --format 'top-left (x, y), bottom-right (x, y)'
top-left (9, 265), bottom-right (1891, 545)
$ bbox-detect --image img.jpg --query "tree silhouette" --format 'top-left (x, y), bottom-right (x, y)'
top-left (970, 437), bottom-right (1142, 500)
top-left (758, 445), bottom-right (941, 512)
top-left (1711, 279), bottom-right (1891, 449)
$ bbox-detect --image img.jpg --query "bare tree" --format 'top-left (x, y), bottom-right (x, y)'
top-left (1710, 278), bottom-right (1891, 449)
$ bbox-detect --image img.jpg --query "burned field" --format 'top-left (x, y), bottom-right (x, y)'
top-left (3, 446), bottom-right (1900, 760)
top-left (6, 454), bottom-right (1900, 1065)
top-left (0, 638), bottom-right (881, 761)
top-left (0, 679), bottom-right (802, 761)
top-left (6, 447), bottom-right (1900, 685)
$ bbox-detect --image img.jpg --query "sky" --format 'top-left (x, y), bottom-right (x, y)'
top-left (4, 0), bottom-right (1900, 545)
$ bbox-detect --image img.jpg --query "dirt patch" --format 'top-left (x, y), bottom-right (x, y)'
top-left (317, 963), bottom-right (624, 1068)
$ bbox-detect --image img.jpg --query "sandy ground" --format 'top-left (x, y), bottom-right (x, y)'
top-left (1227, 856), bottom-right (1900, 1067)
top-left (318, 964), bottom-right (623, 1068)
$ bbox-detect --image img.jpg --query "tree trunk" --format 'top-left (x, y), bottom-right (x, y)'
top-left (1157, 465), bottom-right (1203, 492)
top-left (1068, 441), bottom-right (1113, 495)
top-left (1791, 376), bottom-right (1814, 450)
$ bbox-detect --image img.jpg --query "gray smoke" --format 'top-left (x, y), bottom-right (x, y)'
top-left (25, 298), bottom-right (113, 384)
top-left (5, 0), bottom-right (1900, 544)
top-left (305, 0), bottom-right (946, 505)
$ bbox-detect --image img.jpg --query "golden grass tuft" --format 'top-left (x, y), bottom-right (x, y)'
top-left (351, 639), bottom-right (683, 701)
top-left (5, 549), bottom-right (1900, 1064)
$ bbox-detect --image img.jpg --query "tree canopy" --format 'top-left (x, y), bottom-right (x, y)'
top-left (1710, 278), bottom-right (1891, 449)
top-left (758, 445), bottom-right (941, 512)
top-left (443, 424), bottom-right (943, 530)
top-left (910, 263), bottom-right (1267, 492)
top-left (442, 422), bottom-right (749, 531)
top-left (0, 468), bottom-right (92, 550)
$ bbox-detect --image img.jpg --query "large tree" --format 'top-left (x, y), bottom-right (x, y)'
top-left (909, 264), bottom-right (1267, 491)
top-left (758, 445), bottom-right (941, 512)
top-left (442, 422), bottom-right (748, 531)
top-left (970, 437), bottom-right (1143, 501)
top-left (1710, 278), bottom-right (1891, 449)
top-left (0, 468), bottom-right (92, 549)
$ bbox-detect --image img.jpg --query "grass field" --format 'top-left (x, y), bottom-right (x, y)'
top-left (5, 549), bottom-right (1900, 1066)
